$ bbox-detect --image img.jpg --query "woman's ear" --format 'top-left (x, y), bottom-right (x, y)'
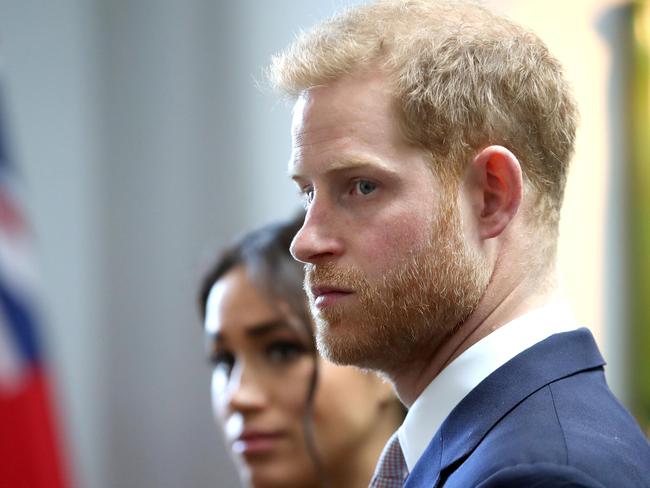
top-left (465, 145), bottom-right (523, 240)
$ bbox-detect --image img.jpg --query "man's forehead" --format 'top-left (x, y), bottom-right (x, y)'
top-left (289, 88), bottom-right (356, 173)
top-left (290, 94), bottom-right (308, 127)
top-left (290, 88), bottom-right (335, 136)
top-left (291, 71), bottom-right (392, 124)
top-left (287, 70), bottom-right (408, 180)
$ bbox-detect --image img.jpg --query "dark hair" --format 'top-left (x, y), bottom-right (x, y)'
top-left (198, 211), bottom-right (309, 329)
top-left (198, 210), bottom-right (329, 487)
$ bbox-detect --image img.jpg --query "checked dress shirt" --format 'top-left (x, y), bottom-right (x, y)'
top-left (370, 432), bottom-right (409, 487)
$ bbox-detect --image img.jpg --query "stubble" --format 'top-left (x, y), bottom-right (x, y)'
top-left (304, 200), bottom-right (491, 373)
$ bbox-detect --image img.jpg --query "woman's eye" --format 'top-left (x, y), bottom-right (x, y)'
top-left (353, 180), bottom-right (377, 196)
top-left (266, 341), bottom-right (306, 365)
top-left (210, 351), bottom-right (235, 377)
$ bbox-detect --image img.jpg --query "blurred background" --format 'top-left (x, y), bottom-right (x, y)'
top-left (0, 0), bottom-right (647, 487)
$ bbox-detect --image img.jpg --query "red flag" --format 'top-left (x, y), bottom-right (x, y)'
top-left (0, 85), bottom-right (70, 487)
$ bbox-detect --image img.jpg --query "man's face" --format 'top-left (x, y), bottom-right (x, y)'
top-left (289, 70), bottom-right (489, 373)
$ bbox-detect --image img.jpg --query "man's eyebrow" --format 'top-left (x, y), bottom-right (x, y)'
top-left (290, 156), bottom-right (397, 180)
top-left (328, 157), bottom-right (387, 171)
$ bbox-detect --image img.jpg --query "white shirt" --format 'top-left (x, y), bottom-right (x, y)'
top-left (397, 301), bottom-right (580, 472)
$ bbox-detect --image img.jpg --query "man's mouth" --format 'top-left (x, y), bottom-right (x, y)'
top-left (310, 285), bottom-right (354, 309)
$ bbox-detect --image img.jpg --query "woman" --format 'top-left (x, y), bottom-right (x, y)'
top-left (198, 212), bottom-right (404, 488)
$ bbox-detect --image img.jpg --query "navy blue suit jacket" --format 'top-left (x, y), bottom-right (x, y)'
top-left (404, 329), bottom-right (650, 487)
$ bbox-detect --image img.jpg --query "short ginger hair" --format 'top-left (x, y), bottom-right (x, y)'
top-left (269, 0), bottom-right (578, 242)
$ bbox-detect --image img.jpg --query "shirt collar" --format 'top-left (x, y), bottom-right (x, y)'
top-left (397, 301), bottom-right (580, 472)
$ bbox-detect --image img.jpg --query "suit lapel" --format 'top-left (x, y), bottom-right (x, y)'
top-left (404, 328), bottom-right (605, 488)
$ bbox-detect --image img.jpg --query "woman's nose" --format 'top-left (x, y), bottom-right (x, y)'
top-left (226, 362), bottom-right (268, 413)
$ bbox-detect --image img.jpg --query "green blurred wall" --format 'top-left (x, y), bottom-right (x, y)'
top-left (631, 0), bottom-right (650, 437)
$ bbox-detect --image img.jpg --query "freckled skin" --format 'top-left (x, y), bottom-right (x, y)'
top-left (288, 68), bottom-right (493, 392)
top-left (289, 70), bottom-right (443, 283)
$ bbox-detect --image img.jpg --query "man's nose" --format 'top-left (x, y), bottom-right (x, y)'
top-left (290, 204), bottom-right (343, 264)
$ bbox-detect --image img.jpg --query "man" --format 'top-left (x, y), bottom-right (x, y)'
top-left (270, 1), bottom-right (650, 486)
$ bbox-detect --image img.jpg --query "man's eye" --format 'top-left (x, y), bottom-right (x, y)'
top-left (266, 341), bottom-right (307, 365)
top-left (301, 187), bottom-right (314, 206)
top-left (354, 180), bottom-right (377, 196)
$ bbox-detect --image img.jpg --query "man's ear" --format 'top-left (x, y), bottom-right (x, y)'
top-left (467, 145), bottom-right (523, 240)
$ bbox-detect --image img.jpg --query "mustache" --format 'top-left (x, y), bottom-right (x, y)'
top-left (304, 263), bottom-right (364, 293)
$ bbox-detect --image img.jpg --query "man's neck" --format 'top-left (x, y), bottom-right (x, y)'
top-left (389, 275), bottom-right (559, 406)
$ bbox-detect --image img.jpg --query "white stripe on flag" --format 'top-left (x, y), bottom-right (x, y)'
top-left (0, 231), bottom-right (37, 298)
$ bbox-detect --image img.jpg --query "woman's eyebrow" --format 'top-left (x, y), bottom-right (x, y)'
top-left (245, 320), bottom-right (290, 338)
top-left (206, 320), bottom-right (290, 346)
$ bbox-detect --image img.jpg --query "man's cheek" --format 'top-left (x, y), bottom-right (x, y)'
top-left (368, 223), bottom-right (429, 259)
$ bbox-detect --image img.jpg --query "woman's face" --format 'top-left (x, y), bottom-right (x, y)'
top-left (205, 265), bottom-right (392, 488)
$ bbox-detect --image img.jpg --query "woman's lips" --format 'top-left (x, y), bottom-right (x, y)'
top-left (232, 431), bottom-right (286, 456)
top-left (310, 286), bottom-right (354, 309)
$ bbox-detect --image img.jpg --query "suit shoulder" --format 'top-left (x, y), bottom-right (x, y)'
top-left (448, 373), bottom-right (650, 487)
top-left (476, 463), bottom-right (606, 488)
top-left (548, 371), bottom-right (650, 479)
